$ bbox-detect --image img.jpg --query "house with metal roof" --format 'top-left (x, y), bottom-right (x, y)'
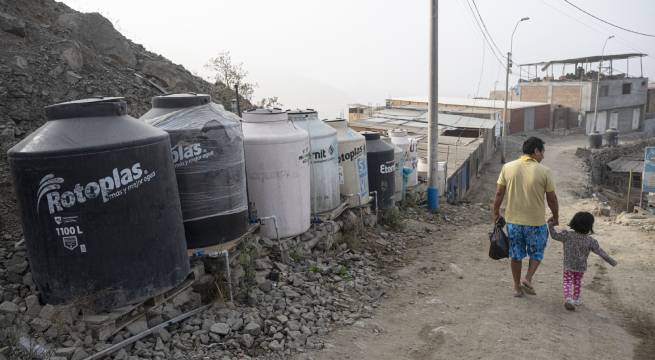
top-left (518, 53), bottom-right (648, 134)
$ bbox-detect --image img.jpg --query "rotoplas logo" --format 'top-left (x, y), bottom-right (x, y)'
top-left (37, 163), bottom-right (144, 215)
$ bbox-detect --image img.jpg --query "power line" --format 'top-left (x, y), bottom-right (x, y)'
top-left (471, 0), bottom-right (504, 57)
top-left (460, 0), bottom-right (506, 67)
top-left (539, 0), bottom-right (649, 57)
top-left (563, 0), bottom-right (655, 38)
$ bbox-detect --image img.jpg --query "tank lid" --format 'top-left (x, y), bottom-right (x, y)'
top-left (151, 93), bottom-right (211, 108)
top-left (361, 131), bottom-right (381, 140)
top-left (242, 108), bottom-right (288, 123)
top-left (45, 97), bottom-right (127, 120)
top-left (389, 128), bottom-right (408, 137)
top-left (324, 118), bottom-right (348, 128)
top-left (287, 108), bottom-right (318, 116)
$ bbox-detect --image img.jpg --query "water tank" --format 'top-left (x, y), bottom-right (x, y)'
top-left (242, 109), bottom-right (311, 238)
top-left (362, 132), bottom-right (395, 209)
top-left (417, 158), bottom-right (447, 195)
top-left (325, 119), bottom-right (370, 206)
top-left (389, 128), bottom-right (419, 188)
top-left (288, 110), bottom-right (340, 214)
top-left (141, 94), bottom-right (248, 249)
top-left (605, 127), bottom-right (619, 147)
top-left (589, 131), bottom-right (603, 149)
top-left (7, 98), bottom-right (189, 309)
top-left (383, 137), bottom-right (404, 203)
top-left (407, 137), bottom-right (419, 187)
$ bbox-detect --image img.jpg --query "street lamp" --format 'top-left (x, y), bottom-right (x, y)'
top-left (591, 35), bottom-right (615, 136)
top-left (501, 16), bottom-right (530, 164)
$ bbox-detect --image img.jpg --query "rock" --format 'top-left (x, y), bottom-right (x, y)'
top-left (255, 257), bottom-right (273, 270)
top-left (30, 317), bottom-right (51, 332)
top-left (244, 321), bottom-right (261, 336)
top-left (258, 280), bottom-right (273, 293)
top-left (287, 320), bottom-right (301, 331)
top-left (155, 337), bottom-right (166, 351)
top-left (55, 347), bottom-right (77, 358)
top-left (229, 317), bottom-right (244, 332)
top-left (268, 339), bottom-right (284, 351)
top-left (0, 301), bottom-right (19, 313)
top-left (449, 263), bottom-right (464, 279)
top-left (56, 12), bottom-right (137, 67)
top-left (39, 304), bottom-right (55, 320)
top-left (141, 60), bottom-right (195, 89)
top-left (25, 295), bottom-right (41, 316)
top-left (126, 318), bottom-right (148, 336)
top-left (210, 322), bottom-right (230, 336)
top-left (61, 41), bottom-right (84, 71)
top-left (240, 334), bottom-right (254, 349)
top-left (65, 71), bottom-right (82, 84)
top-left (156, 328), bottom-right (171, 342)
top-left (0, 11), bottom-right (26, 37)
top-left (71, 348), bottom-right (89, 360)
top-left (13, 56), bottom-right (27, 70)
top-left (276, 314), bottom-right (289, 324)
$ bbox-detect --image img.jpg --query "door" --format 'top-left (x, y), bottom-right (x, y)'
top-left (632, 108), bottom-right (641, 130)
top-left (524, 107), bottom-right (535, 131)
top-left (609, 112), bottom-right (619, 129)
top-left (595, 111), bottom-right (607, 133)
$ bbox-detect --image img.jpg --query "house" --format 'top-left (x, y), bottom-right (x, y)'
top-left (518, 53), bottom-right (648, 134)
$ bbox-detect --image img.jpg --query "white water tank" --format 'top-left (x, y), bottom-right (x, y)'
top-left (407, 136), bottom-right (419, 187)
top-left (325, 119), bottom-right (370, 206)
top-left (383, 137), bottom-right (404, 202)
top-left (242, 109), bottom-right (311, 238)
top-left (288, 109), bottom-right (340, 214)
top-left (389, 129), bottom-right (419, 188)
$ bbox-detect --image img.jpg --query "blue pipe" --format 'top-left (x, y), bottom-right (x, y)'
top-left (427, 186), bottom-right (439, 212)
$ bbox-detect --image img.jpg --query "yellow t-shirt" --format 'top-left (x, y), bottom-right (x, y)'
top-left (497, 155), bottom-right (556, 226)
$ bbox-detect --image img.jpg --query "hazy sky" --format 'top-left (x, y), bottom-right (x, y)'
top-left (61, 0), bottom-right (655, 118)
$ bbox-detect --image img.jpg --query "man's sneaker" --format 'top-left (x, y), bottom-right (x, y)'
top-left (573, 299), bottom-right (583, 306)
top-left (564, 299), bottom-right (575, 311)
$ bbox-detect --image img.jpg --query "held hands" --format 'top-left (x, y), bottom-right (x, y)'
top-left (547, 217), bottom-right (559, 226)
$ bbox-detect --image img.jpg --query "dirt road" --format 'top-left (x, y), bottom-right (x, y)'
top-left (299, 132), bottom-right (655, 360)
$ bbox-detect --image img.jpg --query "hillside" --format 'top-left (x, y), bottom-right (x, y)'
top-left (0, 0), bottom-right (246, 240)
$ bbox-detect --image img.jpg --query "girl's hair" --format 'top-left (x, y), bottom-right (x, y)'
top-left (569, 211), bottom-right (595, 234)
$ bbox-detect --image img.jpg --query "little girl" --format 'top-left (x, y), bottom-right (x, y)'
top-left (548, 211), bottom-right (617, 311)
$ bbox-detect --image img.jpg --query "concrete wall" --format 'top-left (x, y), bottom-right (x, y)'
top-left (584, 105), bottom-right (642, 134)
top-left (647, 87), bottom-right (655, 114)
top-left (593, 78), bottom-right (648, 112)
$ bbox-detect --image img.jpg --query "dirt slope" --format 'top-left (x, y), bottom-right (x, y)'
top-left (0, 0), bottom-right (246, 241)
top-left (299, 132), bottom-right (654, 360)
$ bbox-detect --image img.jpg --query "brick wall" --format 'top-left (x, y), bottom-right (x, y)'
top-left (551, 85), bottom-right (583, 110)
top-left (520, 85), bottom-right (549, 102)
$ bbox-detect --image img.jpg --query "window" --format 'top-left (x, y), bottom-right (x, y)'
top-left (622, 83), bottom-right (632, 95)
top-left (600, 85), bottom-right (609, 97)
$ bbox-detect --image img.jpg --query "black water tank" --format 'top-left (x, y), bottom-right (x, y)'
top-left (362, 132), bottom-right (395, 209)
top-left (141, 94), bottom-right (248, 249)
top-left (8, 97), bottom-right (189, 309)
top-left (605, 127), bottom-right (619, 147)
top-left (589, 131), bottom-right (603, 149)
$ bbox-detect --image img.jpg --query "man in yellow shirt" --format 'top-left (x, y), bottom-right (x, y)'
top-left (493, 137), bottom-right (559, 297)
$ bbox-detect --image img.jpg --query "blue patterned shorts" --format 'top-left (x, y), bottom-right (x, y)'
top-left (507, 223), bottom-right (549, 261)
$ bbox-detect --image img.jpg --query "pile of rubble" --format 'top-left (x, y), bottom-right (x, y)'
top-left (0, 202), bottom-right (456, 360)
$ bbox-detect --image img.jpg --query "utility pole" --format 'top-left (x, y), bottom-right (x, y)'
top-left (501, 17), bottom-right (530, 164)
top-left (592, 35), bottom-right (614, 133)
top-left (501, 52), bottom-right (511, 164)
top-left (427, 0), bottom-right (439, 212)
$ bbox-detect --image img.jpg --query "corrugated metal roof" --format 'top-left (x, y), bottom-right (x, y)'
top-left (366, 111), bottom-right (496, 130)
top-left (607, 157), bottom-right (644, 173)
top-left (389, 97), bottom-right (548, 110)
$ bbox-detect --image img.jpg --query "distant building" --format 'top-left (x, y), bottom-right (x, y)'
top-left (361, 97), bottom-right (550, 135)
top-left (519, 53), bottom-right (648, 134)
top-left (647, 82), bottom-right (655, 115)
